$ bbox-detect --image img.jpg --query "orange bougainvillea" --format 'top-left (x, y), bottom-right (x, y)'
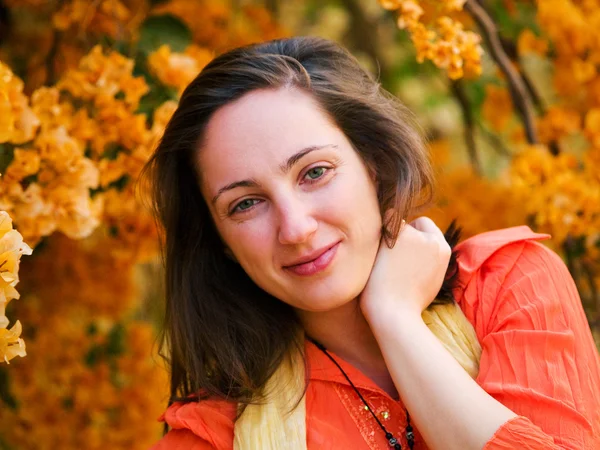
top-left (1, 0), bottom-right (599, 448)
top-left (397, 0), bottom-right (600, 344)
top-left (0, 211), bottom-right (32, 364)
top-left (0, 1), bottom-right (290, 447)
top-left (380, 0), bottom-right (483, 79)
top-left (147, 44), bottom-right (214, 93)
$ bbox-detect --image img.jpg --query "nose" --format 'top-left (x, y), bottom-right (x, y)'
top-left (277, 198), bottom-right (318, 245)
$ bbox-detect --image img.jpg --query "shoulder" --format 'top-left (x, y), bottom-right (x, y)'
top-left (453, 225), bottom-right (552, 288)
top-left (451, 225), bottom-right (559, 335)
top-left (151, 397), bottom-right (237, 450)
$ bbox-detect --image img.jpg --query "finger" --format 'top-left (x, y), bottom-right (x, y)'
top-left (409, 216), bottom-right (445, 241)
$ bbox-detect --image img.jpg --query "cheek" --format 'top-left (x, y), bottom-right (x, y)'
top-left (324, 173), bottom-right (381, 233)
top-left (223, 221), bottom-right (274, 272)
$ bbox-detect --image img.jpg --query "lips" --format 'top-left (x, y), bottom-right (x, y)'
top-left (284, 242), bottom-right (340, 267)
top-left (283, 241), bottom-right (341, 276)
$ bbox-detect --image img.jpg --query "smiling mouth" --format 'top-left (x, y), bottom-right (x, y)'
top-left (283, 241), bottom-right (341, 276)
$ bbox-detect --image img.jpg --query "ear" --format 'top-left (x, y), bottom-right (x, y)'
top-left (224, 247), bottom-right (238, 263)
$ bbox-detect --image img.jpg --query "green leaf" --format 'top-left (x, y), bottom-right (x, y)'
top-left (108, 174), bottom-right (131, 192)
top-left (62, 396), bottom-right (74, 410)
top-left (138, 14), bottom-right (192, 55)
top-left (84, 344), bottom-right (103, 367)
top-left (0, 144), bottom-right (15, 175)
top-left (133, 52), bottom-right (179, 120)
top-left (488, 0), bottom-right (540, 40)
top-left (0, 367), bottom-right (18, 410)
top-left (86, 322), bottom-right (98, 336)
top-left (101, 143), bottom-right (125, 161)
top-left (106, 323), bottom-right (125, 357)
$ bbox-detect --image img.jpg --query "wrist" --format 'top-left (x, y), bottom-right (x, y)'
top-left (362, 300), bottom-right (424, 331)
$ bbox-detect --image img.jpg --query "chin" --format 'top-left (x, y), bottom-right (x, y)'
top-left (292, 284), bottom-right (363, 313)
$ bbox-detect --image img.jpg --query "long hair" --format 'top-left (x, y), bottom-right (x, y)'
top-left (143, 36), bottom-right (463, 415)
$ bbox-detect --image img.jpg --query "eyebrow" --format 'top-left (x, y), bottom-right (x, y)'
top-left (211, 144), bottom-right (337, 205)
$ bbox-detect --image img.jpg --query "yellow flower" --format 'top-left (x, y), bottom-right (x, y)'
top-left (0, 61), bottom-right (40, 144)
top-left (517, 29), bottom-right (549, 56)
top-left (148, 44), bottom-right (213, 93)
top-left (3, 148), bottom-right (41, 182)
top-left (482, 85), bottom-right (514, 131)
top-left (58, 45), bottom-right (148, 109)
top-left (0, 210), bottom-right (32, 364)
top-left (98, 153), bottom-right (128, 188)
top-left (380, 0), bottom-right (404, 10)
top-left (0, 319), bottom-right (26, 363)
top-left (52, 187), bottom-right (103, 240)
top-left (0, 211), bottom-right (33, 305)
top-left (52, 0), bottom-right (89, 31)
top-left (585, 109), bottom-right (600, 149)
top-left (389, 7), bottom-right (482, 79)
top-left (35, 126), bottom-right (84, 173)
top-left (538, 106), bottom-right (581, 145)
top-left (443, 0), bottom-right (466, 12)
top-left (30, 86), bottom-right (74, 132)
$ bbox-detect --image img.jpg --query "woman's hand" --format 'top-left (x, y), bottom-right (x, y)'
top-left (360, 216), bottom-right (452, 323)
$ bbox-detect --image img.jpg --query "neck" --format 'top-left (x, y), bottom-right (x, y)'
top-left (296, 299), bottom-right (399, 399)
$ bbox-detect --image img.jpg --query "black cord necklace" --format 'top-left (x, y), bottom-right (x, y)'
top-left (308, 337), bottom-right (415, 450)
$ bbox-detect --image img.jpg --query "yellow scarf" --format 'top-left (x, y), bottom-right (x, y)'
top-left (233, 302), bottom-right (482, 449)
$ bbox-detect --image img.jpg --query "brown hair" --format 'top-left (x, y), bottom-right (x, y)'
top-left (143, 36), bottom-right (461, 416)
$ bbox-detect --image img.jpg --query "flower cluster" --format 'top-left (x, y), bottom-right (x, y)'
top-left (0, 230), bottom-right (167, 449)
top-left (0, 1), bottom-right (287, 447)
top-left (0, 211), bottom-right (32, 364)
top-left (148, 45), bottom-right (213, 93)
top-left (380, 0), bottom-right (482, 79)
top-left (153, 0), bottom-right (288, 51)
top-left (537, 0), bottom-right (600, 105)
top-left (0, 62), bottom-right (40, 144)
top-left (0, 308), bottom-right (168, 449)
top-left (426, 141), bottom-right (528, 239)
top-left (52, 0), bottom-right (148, 41)
top-left (510, 145), bottom-right (600, 248)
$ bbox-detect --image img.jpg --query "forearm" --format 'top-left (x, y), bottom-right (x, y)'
top-left (369, 309), bottom-right (516, 450)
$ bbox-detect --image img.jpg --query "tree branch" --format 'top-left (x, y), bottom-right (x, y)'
top-left (450, 79), bottom-right (482, 175)
top-left (476, 119), bottom-right (512, 158)
top-left (464, 0), bottom-right (539, 145)
top-left (339, 0), bottom-right (389, 83)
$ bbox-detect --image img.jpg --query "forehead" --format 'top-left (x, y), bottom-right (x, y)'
top-left (197, 88), bottom-right (341, 183)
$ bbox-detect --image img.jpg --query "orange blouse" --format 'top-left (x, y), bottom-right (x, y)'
top-left (150, 226), bottom-right (600, 449)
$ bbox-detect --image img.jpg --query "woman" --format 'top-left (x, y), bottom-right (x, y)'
top-left (146, 36), bottom-right (600, 449)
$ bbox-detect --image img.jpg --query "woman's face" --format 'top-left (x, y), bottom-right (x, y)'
top-left (197, 87), bottom-right (382, 312)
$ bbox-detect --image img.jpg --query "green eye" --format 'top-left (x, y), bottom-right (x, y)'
top-left (306, 167), bottom-right (326, 180)
top-left (235, 199), bottom-right (257, 212)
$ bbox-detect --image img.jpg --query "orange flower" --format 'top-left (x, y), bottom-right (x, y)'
top-left (148, 44), bottom-right (213, 93)
top-left (0, 210), bottom-right (32, 364)
top-left (584, 109), bottom-right (600, 149)
top-left (482, 85), bottom-right (514, 131)
top-left (0, 211), bottom-right (33, 305)
top-left (383, 3), bottom-right (483, 79)
top-left (0, 61), bottom-right (40, 144)
top-left (517, 29), bottom-right (549, 56)
top-left (0, 319), bottom-right (26, 363)
top-left (3, 148), bottom-right (41, 182)
top-left (538, 106), bottom-right (581, 145)
top-left (58, 45), bottom-right (148, 109)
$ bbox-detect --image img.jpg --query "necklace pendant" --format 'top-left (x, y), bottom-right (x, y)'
top-left (387, 436), bottom-right (401, 449)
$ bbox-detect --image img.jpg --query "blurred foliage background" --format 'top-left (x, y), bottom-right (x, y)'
top-left (0, 0), bottom-right (599, 448)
